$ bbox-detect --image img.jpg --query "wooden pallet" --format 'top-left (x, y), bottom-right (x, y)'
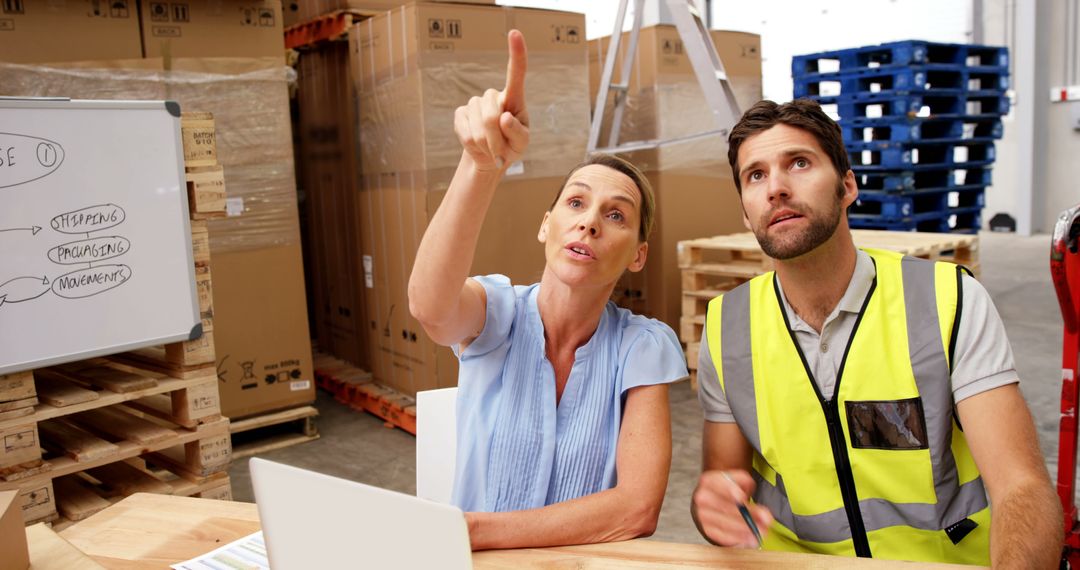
top-left (679, 230), bottom-right (980, 377)
top-left (50, 456), bottom-right (232, 531)
top-left (313, 353), bottom-right (417, 435)
top-left (284, 9), bottom-right (374, 49)
top-left (0, 112), bottom-right (232, 525)
top-left (230, 405), bottom-right (320, 460)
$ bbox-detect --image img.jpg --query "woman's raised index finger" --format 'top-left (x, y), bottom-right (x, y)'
top-left (501, 29), bottom-right (528, 115)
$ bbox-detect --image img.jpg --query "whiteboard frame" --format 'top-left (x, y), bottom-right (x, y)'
top-left (0, 98), bottom-right (201, 375)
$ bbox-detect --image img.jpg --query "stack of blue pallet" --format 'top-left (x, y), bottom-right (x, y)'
top-left (792, 40), bottom-right (1010, 233)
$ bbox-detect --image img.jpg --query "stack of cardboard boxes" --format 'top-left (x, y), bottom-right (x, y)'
top-left (347, 3), bottom-right (589, 397)
top-left (1, 0), bottom-right (314, 420)
top-left (587, 26), bottom-right (763, 328)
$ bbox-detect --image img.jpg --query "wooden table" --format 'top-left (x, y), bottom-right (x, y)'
top-left (49, 493), bottom-right (976, 569)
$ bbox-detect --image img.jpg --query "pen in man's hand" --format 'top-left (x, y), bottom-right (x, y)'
top-left (722, 471), bottom-right (763, 549)
top-left (736, 503), bottom-right (764, 548)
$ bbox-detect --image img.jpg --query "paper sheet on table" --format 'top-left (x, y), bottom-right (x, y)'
top-left (171, 530), bottom-right (269, 570)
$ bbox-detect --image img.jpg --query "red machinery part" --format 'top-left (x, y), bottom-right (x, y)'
top-left (1053, 204), bottom-right (1080, 565)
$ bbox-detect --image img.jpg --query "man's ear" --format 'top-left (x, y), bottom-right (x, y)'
top-left (840, 170), bottom-right (859, 209)
top-left (537, 211), bottom-right (550, 243)
top-left (627, 241), bottom-right (648, 273)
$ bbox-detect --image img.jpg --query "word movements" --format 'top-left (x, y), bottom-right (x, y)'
top-left (1, 203), bottom-right (133, 308)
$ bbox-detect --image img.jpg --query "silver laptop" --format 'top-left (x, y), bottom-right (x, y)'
top-left (250, 458), bottom-right (472, 569)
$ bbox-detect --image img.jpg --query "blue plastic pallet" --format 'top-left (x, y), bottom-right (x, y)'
top-left (849, 209), bottom-right (982, 233)
top-left (849, 186), bottom-right (985, 221)
top-left (812, 91), bottom-right (1010, 121)
top-left (853, 167), bottom-right (993, 192)
top-left (841, 116), bottom-right (1004, 143)
top-left (793, 41), bottom-right (1009, 76)
top-left (848, 140), bottom-right (996, 170)
top-left (793, 65), bottom-right (1009, 99)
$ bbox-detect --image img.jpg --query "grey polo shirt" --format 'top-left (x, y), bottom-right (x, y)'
top-left (698, 249), bottom-right (1019, 423)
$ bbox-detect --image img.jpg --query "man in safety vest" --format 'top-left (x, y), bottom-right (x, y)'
top-left (691, 99), bottom-right (1062, 567)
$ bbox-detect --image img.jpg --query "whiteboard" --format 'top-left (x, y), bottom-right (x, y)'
top-left (0, 98), bottom-right (200, 375)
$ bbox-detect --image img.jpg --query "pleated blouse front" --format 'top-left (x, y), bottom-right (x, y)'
top-left (451, 275), bottom-right (688, 513)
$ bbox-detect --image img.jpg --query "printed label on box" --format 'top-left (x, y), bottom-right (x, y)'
top-left (290, 380), bottom-right (311, 392)
top-left (171, 3), bottom-right (190, 23)
top-left (2, 0), bottom-right (23, 15)
top-left (153, 25), bottom-right (181, 37)
top-left (149, 1), bottom-right (169, 21)
top-left (553, 25), bottom-right (580, 44)
top-left (226, 197), bottom-right (244, 217)
top-left (428, 18), bottom-right (444, 38)
top-left (110, 0), bottom-right (131, 18)
top-left (257, 7), bottom-right (274, 26)
top-left (362, 255), bottom-right (373, 288)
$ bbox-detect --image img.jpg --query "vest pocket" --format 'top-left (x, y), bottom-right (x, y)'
top-left (845, 397), bottom-right (929, 450)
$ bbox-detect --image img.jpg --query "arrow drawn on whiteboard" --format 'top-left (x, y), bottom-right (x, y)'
top-left (0, 226), bottom-right (42, 235)
top-left (0, 275), bottom-right (51, 308)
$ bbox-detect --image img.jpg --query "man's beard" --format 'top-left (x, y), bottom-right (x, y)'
top-left (754, 182), bottom-right (845, 260)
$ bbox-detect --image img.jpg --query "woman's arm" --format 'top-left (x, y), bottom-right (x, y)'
top-left (408, 30), bottom-right (530, 348)
top-left (465, 383), bottom-right (672, 550)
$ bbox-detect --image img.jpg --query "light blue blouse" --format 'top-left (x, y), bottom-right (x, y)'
top-left (451, 274), bottom-right (689, 513)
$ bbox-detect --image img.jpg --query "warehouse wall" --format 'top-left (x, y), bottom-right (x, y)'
top-left (1040, 0), bottom-right (1080, 231)
top-left (982, 0), bottom-right (1080, 233)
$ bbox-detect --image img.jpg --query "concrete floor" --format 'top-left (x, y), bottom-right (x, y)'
top-left (228, 230), bottom-right (1068, 545)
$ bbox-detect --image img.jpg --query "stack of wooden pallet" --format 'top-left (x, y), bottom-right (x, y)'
top-left (679, 229), bottom-right (980, 390)
top-left (313, 353), bottom-right (416, 435)
top-left (0, 112), bottom-right (232, 528)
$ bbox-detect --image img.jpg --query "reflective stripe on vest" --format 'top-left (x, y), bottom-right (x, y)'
top-left (706, 248), bottom-right (990, 564)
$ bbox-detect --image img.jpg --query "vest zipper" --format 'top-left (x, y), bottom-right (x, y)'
top-left (822, 396), bottom-right (872, 557)
top-left (773, 273), bottom-right (877, 558)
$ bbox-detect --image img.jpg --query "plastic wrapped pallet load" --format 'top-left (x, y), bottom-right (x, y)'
top-left (0, 58), bottom-right (315, 419)
top-left (348, 3), bottom-right (590, 396)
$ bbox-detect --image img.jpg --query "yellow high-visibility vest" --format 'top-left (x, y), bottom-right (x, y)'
top-left (706, 248), bottom-right (990, 565)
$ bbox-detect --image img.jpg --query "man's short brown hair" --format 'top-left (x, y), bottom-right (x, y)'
top-left (551, 153), bottom-right (655, 242)
top-left (727, 99), bottom-right (851, 193)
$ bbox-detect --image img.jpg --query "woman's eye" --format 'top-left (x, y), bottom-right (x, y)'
top-left (569, 198), bottom-right (582, 208)
top-left (609, 211), bottom-right (624, 222)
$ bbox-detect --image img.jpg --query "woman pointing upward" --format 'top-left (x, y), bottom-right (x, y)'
top-left (408, 30), bottom-right (687, 550)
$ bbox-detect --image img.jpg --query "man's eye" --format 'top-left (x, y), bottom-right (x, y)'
top-left (795, 158), bottom-right (809, 168)
top-left (609, 211), bottom-right (624, 222)
top-left (749, 171), bottom-right (763, 182)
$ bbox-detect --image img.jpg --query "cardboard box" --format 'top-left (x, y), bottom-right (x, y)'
top-left (358, 174), bottom-right (556, 396)
top-left (140, 0), bottom-right (285, 59)
top-left (587, 27), bottom-right (762, 328)
top-left (612, 161), bottom-right (746, 326)
top-left (212, 244), bottom-right (315, 418)
top-left (0, 0), bottom-right (142, 64)
top-left (0, 490), bottom-right (29, 570)
top-left (295, 43), bottom-right (370, 369)
top-left (349, 3), bottom-right (588, 395)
